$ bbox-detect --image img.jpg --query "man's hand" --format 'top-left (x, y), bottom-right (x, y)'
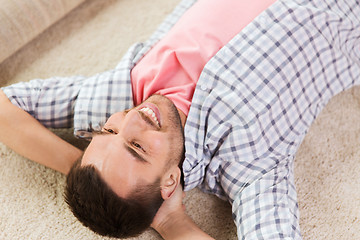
top-left (151, 184), bottom-right (214, 240)
top-left (151, 182), bottom-right (185, 231)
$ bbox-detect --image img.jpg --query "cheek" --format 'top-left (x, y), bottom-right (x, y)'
top-left (149, 134), bottom-right (169, 156)
top-left (151, 137), bottom-right (164, 150)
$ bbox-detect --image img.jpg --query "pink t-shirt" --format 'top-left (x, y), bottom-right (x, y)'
top-left (131, 0), bottom-right (276, 115)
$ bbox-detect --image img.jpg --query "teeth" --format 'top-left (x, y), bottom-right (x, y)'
top-left (139, 107), bottom-right (160, 126)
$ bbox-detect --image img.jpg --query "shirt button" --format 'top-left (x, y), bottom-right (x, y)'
top-left (201, 84), bottom-right (207, 91)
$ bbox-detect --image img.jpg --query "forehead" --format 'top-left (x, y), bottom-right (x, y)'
top-left (81, 135), bottom-right (164, 197)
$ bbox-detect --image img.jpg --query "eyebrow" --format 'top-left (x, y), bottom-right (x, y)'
top-left (124, 143), bottom-right (149, 164)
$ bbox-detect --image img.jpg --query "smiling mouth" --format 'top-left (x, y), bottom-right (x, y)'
top-left (139, 107), bottom-right (160, 127)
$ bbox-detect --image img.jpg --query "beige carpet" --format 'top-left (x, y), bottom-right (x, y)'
top-left (0, 0), bottom-right (359, 239)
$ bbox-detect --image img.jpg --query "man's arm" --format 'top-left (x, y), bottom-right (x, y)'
top-left (151, 183), bottom-right (214, 240)
top-left (0, 90), bottom-right (82, 174)
top-left (227, 160), bottom-right (302, 239)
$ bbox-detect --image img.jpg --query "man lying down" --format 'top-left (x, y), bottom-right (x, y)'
top-left (1, 0), bottom-right (360, 239)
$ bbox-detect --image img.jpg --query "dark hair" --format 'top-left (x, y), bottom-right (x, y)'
top-left (64, 159), bottom-right (163, 238)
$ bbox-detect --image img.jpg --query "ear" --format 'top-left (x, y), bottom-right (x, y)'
top-left (160, 166), bottom-right (181, 200)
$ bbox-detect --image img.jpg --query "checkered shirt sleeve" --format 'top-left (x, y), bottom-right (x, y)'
top-left (183, 0), bottom-right (360, 239)
top-left (1, 76), bottom-right (86, 128)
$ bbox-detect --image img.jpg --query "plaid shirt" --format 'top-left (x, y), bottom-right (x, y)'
top-left (2, 0), bottom-right (360, 239)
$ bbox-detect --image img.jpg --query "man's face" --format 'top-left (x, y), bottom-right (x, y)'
top-left (81, 95), bottom-right (184, 197)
